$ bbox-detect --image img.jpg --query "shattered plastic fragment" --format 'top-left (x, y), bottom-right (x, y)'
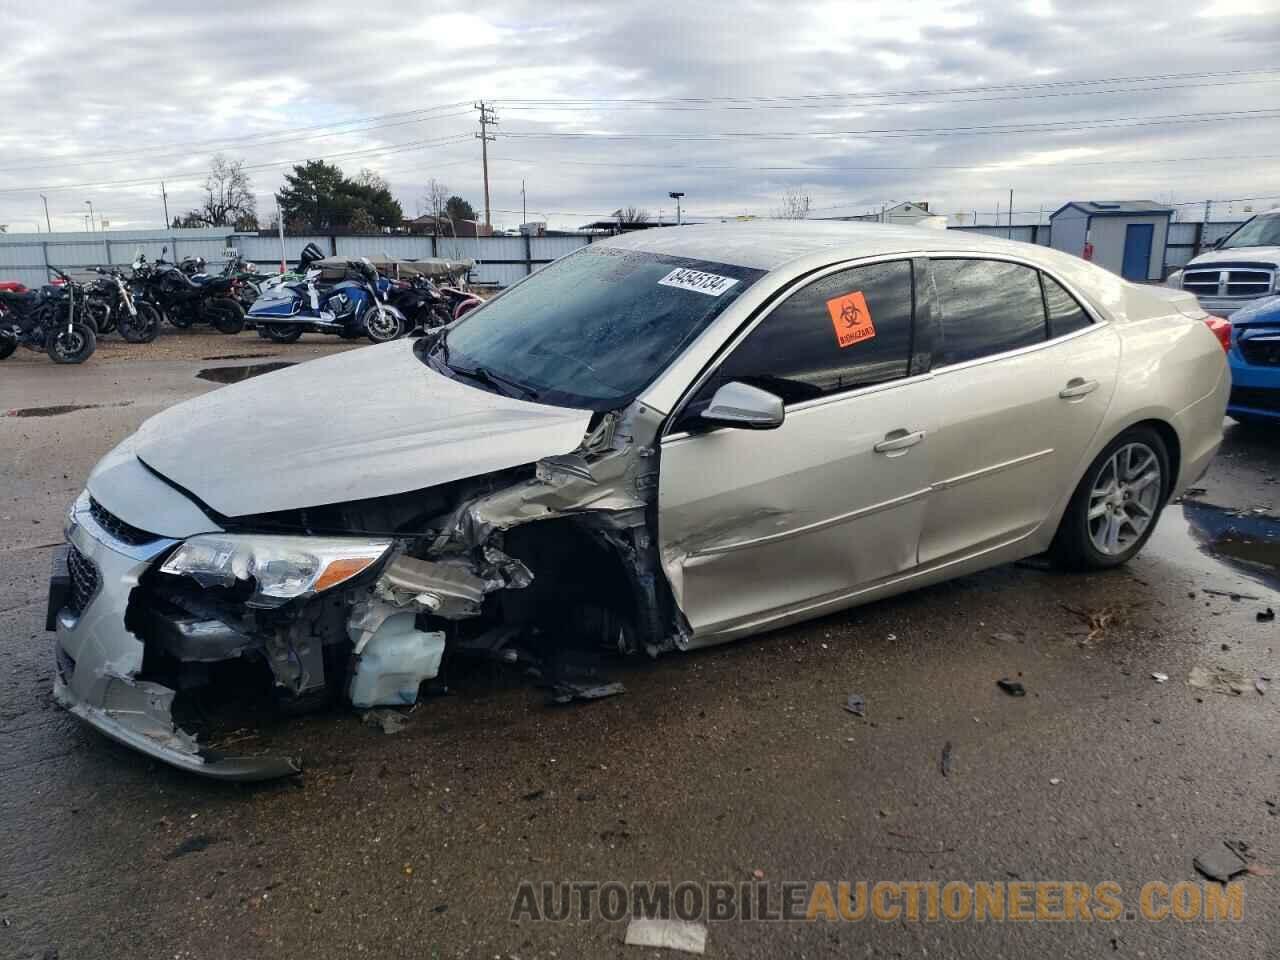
top-left (1151, 672), bottom-right (1169, 683)
top-left (624, 918), bottom-right (707, 955)
top-left (548, 681), bottom-right (626, 705)
top-left (1194, 843), bottom-right (1249, 883)
top-left (844, 693), bottom-right (866, 717)
top-left (997, 678), bottom-right (1026, 696)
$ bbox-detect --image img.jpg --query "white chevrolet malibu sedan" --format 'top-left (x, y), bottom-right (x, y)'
top-left (51, 222), bottom-right (1229, 778)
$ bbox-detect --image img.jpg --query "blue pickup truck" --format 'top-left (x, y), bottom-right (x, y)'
top-left (1227, 295), bottom-right (1280, 426)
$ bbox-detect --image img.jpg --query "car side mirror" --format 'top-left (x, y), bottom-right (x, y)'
top-left (699, 381), bottom-right (785, 430)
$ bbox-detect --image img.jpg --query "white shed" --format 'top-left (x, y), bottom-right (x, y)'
top-left (1049, 201), bottom-right (1173, 282)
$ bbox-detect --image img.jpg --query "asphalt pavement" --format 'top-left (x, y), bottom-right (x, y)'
top-left (1, 331), bottom-right (1277, 959)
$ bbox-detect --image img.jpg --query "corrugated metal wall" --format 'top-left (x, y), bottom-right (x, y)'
top-left (0, 220), bottom-right (1254, 288)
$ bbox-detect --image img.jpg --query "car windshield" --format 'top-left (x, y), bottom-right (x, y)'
top-left (432, 246), bottom-right (763, 410)
top-left (1220, 215), bottom-right (1280, 249)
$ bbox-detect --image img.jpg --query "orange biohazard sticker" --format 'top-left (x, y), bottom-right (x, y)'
top-left (826, 291), bottom-right (876, 348)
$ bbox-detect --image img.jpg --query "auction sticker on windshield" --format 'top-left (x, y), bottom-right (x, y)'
top-left (826, 290), bottom-right (876, 348)
top-left (658, 268), bottom-right (740, 297)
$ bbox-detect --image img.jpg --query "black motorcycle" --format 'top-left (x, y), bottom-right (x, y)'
top-left (385, 274), bottom-right (455, 332)
top-left (0, 267), bottom-right (97, 364)
top-left (86, 267), bottom-right (161, 343)
top-left (131, 248), bottom-right (245, 333)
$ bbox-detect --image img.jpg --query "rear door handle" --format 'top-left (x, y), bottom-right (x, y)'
top-left (874, 429), bottom-right (926, 455)
top-left (1059, 377), bottom-right (1099, 400)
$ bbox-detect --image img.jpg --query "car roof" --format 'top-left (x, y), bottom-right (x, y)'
top-left (597, 220), bottom-right (1029, 272)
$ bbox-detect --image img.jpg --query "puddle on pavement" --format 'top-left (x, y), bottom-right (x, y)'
top-left (1142, 502), bottom-right (1280, 596)
top-left (3, 401), bottom-right (133, 418)
top-left (196, 361), bottom-right (295, 383)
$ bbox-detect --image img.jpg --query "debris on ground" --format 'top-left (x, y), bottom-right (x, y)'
top-left (1060, 604), bottom-right (1122, 642)
top-left (940, 741), bottom-right (955, 777)
top-left (548, 680), bottom-right (626, 705)
top-left (1151, 672), bottom-right (1169, 683)
top-left (1187, 666), bottom-right (1255, 696)
top-left (1203, 589), bottom-right (1260, 601)
top-left (843, 693), bottom-right (867, 717)
top-left (1258, 608), bottom-right (1275, 623)
top-left (1256, 678), bottom-right (1268, 696)
top-left (163, 834), bottom-right (218, 860)
top-left (996, 678), bottom-right (1026, 697)
top-left (990, 631), bottom-right (1019, 643)
top-left (361, 709), bottom-right (409, 734)
top-left (624, 918), bottom-right (707, 954)
top-left (1194, 841), bottom-right (1250, 883)
top-left (1049, 777), bottom-right (1063, 785)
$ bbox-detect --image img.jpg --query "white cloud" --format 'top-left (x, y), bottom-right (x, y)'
top-left (0, 0), bottom-right (1275, 232)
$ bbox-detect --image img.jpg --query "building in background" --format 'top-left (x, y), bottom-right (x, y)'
top-left (1049, 201), bottom-right (1174, 281)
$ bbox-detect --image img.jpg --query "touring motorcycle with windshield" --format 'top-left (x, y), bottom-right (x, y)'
top-left (247, 256), bottom-right (407, 343)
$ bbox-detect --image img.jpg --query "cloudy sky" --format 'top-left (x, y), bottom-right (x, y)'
top-left (1, 0), bottom-right (1277, 233)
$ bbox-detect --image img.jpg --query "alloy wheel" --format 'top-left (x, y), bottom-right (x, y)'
top-left (1087, 442), bottom-right (1162, 556)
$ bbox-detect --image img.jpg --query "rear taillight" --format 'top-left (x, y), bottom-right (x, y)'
top-left (1204, 315), bottom-right (1232, 352)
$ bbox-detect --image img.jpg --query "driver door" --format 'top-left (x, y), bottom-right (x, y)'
top-left (658, 259), bottom-right (936, 642)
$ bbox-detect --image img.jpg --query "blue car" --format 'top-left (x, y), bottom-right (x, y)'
top-left (1227, 295), bottom-right (1280, 425)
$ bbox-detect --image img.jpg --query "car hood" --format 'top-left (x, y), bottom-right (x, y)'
top-left (1232, 295), bottom-right (1280, 328)
top-left (133, 340), bottom-right (593, 517)
top-left (1183, 246), bottom-right (1280, 269)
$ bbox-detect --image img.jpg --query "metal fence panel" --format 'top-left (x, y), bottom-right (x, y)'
top-left (532, 236), bottom-right (591, 260)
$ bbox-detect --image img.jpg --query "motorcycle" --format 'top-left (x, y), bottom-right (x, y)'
top-left (130, 248), bottom-right (245, 333)
top-left (247, 257), bottom-right (407, 344)
top-left (86, 266), bottom-right (161, 342)
top-left (0, 266), bottom-right (98, 364)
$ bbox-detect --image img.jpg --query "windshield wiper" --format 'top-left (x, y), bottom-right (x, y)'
top-left (450, 362), bottom-right (540, 402)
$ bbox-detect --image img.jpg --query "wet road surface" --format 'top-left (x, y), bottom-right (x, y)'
top-left (1, 344), bottom-right (1277, 958)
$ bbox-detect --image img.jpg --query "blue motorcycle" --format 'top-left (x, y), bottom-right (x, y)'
top-left (247, 256), bottom-right (408, 344)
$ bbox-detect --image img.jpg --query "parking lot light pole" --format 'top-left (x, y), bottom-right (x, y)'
top-left (84, 200), bottom-right (95, 233)
top-left (668, 191), bottom-right (685, 226)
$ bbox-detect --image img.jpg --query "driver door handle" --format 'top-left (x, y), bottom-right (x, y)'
top-left (874, 429), bottom-right (926, 455)
top-left (1059, 377), bottom-right (1099, 400)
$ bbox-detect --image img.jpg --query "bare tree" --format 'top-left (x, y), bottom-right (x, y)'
top-left (355, 168), bottom-right (389, 193)
top-left (181, 154), bottom-right (256, 227)
top-left (619, 207), bottom-right (651, 225)
top-left (773, 189), bottom-right (811, 220)
top-left (420, 178), bottom-right (451, 233)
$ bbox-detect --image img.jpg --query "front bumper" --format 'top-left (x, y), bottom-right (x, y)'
top-left (1226, 353), bottom-right (1280, 422)
top-left (51, 492), bottom-right (300, 780)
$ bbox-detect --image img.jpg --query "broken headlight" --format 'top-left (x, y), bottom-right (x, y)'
top-left (159, 534), bottom-right (393, 608)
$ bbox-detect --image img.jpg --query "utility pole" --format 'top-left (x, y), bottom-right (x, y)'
top-left (40, 194), bottom-right (52, 232)
top-left (475, 101), bottom-right (498, 232)
top-left (1007, 189), bottom-right (1014, 239)
top-left (521, 178), bottom-right (527, 227)
top-left (161, 181), bottom-right (170, 228)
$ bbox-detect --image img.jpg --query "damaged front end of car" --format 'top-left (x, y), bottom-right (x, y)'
top-left (51, 402), bottom-right (682, 780)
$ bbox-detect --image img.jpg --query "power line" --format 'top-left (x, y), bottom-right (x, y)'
top-left (490, 67), bottom-right (1280, 106)
top-left (0, 135), bottom-right (476, 195)
top-left (500, 108), bottom-right (1280, 142)
top-left (496, 76), bottom-right (1280, 113)
top-left (1, 103), bottom-right (474, 174)
top-left (486, 151), bottom-right (1280, 173)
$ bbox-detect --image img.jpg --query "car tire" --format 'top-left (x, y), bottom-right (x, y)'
top-left (1049, 425), bottom-right (1170, 571)
top-left (0, 334), bottom-right (15, 360)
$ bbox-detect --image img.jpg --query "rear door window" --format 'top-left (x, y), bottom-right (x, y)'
top-left (694, 259), bottom-right (916, 406)
top-left (1040, 273), bottom-right (1092, 338)
top-left (931, 259), bottom-right (1047, 366)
